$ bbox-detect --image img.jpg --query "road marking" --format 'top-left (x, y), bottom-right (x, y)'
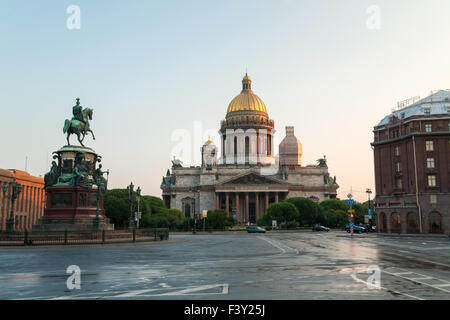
top-left (46, 283), bottom-right (230, 299)
top-left (257, 236), bottom-right (286, 254)
top-left (393, 272), bottom-right (413, 276)
top-left (158, 283), bottom-right (229, 296)
top-left (350, 273), bottom-right (423, 300)
top-left (383, 268), bottom-right (450, 294)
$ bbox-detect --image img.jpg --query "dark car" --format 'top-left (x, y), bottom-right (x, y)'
top-left (312, 225), bottom-right (330, 232)
top-left (359, 224), bottom-right (376, 232)
top-left (345, 225), bottom-right (368, 234)
top-left (247, 227), bottom-right (266, 233)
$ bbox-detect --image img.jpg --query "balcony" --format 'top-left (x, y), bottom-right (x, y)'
top-left (374, 201), bottom-right (417, 209)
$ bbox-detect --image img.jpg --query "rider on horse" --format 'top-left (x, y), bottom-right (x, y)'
top-left (72, 98), bottom-right (86, 125)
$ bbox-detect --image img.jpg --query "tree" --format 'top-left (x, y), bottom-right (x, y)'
top-left (265, 202), bottom-right (299, 228)
top-left (104, 189), bottom-right (185, 229)
top-left (319, 199), bottom-right (348, 212)
top-left (285, 197), bottom-right (320, 227)
top-left (205, 209), bottom-right (230, 230)
top-left (104, 189), bottom-right (129, 228)
top-left (323, 209), bottom-right (348, 228)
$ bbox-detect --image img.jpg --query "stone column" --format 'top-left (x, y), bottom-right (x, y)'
top-left (216, 193), bottom-right (219, 210)
top-left (401, 212), bottom-right (407, 234)
top-left (255, 193), bottom-right (260, 222)
top-left (265, 192), bottom-right (269, 211)
top-left (275, 192), bottom-right (279, 203)
top-left (387, 212), bottom-right (391, 234)
top-left (225, 193), bottom-right (229, 215)
top-left (235, 193), bottom-right (240, 223)
top-left (256, 132), bottom-right (260, 164)
top-left (245, 193), bottom-right (249, 223)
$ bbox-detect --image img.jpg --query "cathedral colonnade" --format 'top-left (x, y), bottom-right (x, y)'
top-left (215, 191), bottom-right (287, 224)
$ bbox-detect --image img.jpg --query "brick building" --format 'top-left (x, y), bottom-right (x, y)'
top-left (0, 169), bottom-right (45, 232)
top-left (372, 90), bottom-right (450, 235)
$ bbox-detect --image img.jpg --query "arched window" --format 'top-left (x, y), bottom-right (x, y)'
top-left (429, 212), bottom-right (443, 233)
top-left (407, 212), bottom-right (419, 233)
top-left (184, 204), bottom-right (191, 218)
top-left (379, 212), bottom-right (387, 232)
top-left (390, 212), bottom-right (401, 233)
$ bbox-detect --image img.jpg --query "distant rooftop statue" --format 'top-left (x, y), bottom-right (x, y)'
top-left (316, 155), bottom-right (328, 168)
top-left (171, 157), bottom-right (183, 168)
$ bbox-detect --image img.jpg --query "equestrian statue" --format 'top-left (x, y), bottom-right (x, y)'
top-left (63, 98), bottom-right (96, 146)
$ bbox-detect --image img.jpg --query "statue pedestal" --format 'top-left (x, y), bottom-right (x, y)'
top-left (34, 144), bottom-right (114, 232)
top-left (33, 186), bottom-right (114, 231)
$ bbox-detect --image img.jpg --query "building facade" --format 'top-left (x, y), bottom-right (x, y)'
top-left (372, 90), bottom-right (450, 235)
top-left (0, 169), bottom-right (45, 232)
top-left (161, 74), bottom-right (339, 223)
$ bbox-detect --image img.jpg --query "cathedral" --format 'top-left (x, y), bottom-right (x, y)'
top-left (161, 74), bottom-right (338, 223)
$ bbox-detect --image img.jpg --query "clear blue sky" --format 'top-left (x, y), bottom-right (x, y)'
top-left (2, 0), bottom-right (450, 202)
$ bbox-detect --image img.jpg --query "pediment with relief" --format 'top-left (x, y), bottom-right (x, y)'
top-left (221, 172), bottom-right (286, 186)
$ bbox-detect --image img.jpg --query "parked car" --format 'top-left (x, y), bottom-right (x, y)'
top-left (247, 227), bottom-right (266, 233)
top-left (312, 225), bottom-right (330, 232)
top-left (359, 224), bottom-right (376, 232)
top-left (345, 225), bottom-right (368, 233)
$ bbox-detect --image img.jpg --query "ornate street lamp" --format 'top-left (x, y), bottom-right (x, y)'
top-left (2, 179), bottom-right (22, 233)
top-left (135, 186), bottom-right (141, 229)
top-left (366, 188), bottom-right (373, 227)
top-left (93, 186), bottom-right (102, 231)
top-left (127, 182), bottom-right (134, 230)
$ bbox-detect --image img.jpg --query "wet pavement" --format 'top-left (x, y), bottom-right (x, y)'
top-left (0, 232), bottom-right (449, 300)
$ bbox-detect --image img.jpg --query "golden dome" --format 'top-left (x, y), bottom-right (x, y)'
top-left (203, 137), bottom-right (215, 146)
top-left (226, 73), bottom-right (267, 114)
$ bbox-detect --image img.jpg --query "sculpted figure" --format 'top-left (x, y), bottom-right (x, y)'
top-left (44, 161), bottom-right (59, 188)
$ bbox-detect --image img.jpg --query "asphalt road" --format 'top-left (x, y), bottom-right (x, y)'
top-left (0, 232), bottom-right (449, 300)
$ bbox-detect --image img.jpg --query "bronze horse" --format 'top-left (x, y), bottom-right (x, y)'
top-left (63, 108), bottom-right (96, 146)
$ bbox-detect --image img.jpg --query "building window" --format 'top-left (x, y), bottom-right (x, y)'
top-left (396, 178), bottom-right (403, 189)
top-left (430, 194), bottom-right (437, 204)
top-left (395, 162), bottom-right (402, 173)
top-left (428, 175), bottom-right (437, 187)
top-left (426, 141), bottom-right (434, 152)
top-left (448, 123), bottom-right (450, 131)
top-left (423, 107), bottom-right (431, 116)
top-left (425, 124), bottom-right (432, 133)
top-left (394, 146), bottom-right (400, 156)
top-left (426, 158), bottom-right (435, 169)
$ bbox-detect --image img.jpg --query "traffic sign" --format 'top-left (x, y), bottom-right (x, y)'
top-left (348, 209), bottom-right (355, 213)
top-left (233, 214), bottom-right (237, 220)
top-left (346, 199), bottom-right (354, 205)
top-left (368, 208), bottom-right (372, 218)
top-left (349, 222), bottom-right (354, 227)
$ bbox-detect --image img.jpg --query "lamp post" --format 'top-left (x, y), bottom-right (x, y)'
top-left (347, 193), bottom-right (354, 236)
top-left (93, 186), bottom-right (102, 231)
top-left (2, 179), bottom-right (22, 233)
top-left (366, 188), bottom-right (373, 228)
top-left (135, 186), bottom-right (141, 229)
top-left (127, 182), bottom-right (134, 230)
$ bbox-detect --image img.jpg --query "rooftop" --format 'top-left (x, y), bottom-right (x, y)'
top-left (377, 90), bottom-right (450, 126)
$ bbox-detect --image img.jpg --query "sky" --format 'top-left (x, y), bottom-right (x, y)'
top-left (2, 0), bottom-right (450, 202)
